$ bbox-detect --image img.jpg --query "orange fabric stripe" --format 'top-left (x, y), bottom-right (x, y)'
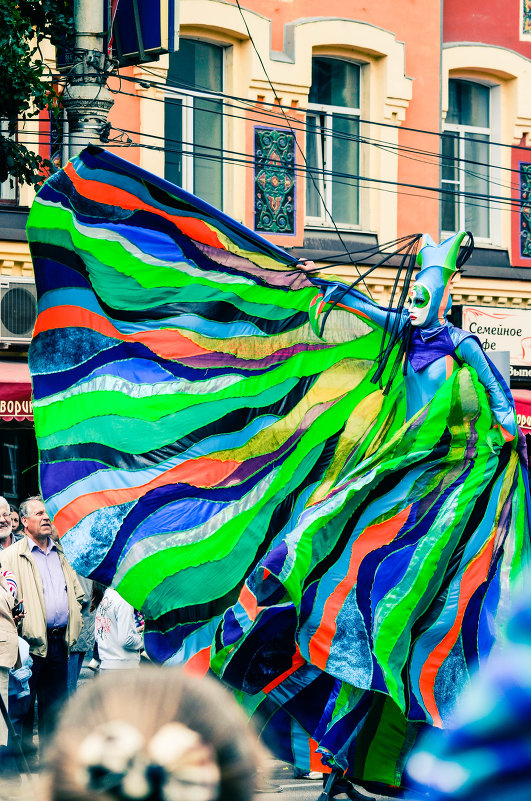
top-left (308, 505), bottom-right (412, 668)
top-left (34, 306), bottom-right (211, 359)
top-left (262, 646), bottom-right (306, 694)
top-left (54, 456), bottom-right (240, 535)
top-left (336, 303), bottom-right (371, 322)
top-left (309, 738), bottom-right (331, 774)
top-left (65, 161), bottom-right (226, 250)
top-left (238, 583), bottom-right (259, 621)
top-left (445, 355), bottom-right (453, 380)
top-left (182, 646), bottom-right (211, 677)
top-left (418, 533), bottom-right (496, 726)
top-left (494, 423), bottom-right (515, 443)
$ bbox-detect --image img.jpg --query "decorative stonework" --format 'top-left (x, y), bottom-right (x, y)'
top-left (254, 127), bottom-right (295, 234)
top-left (523, 0), bottom-right (531, 36)
top-left (520, 163), bottom-right (531, 258)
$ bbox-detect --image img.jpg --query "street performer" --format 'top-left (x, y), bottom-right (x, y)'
top-left (25, 147), bottom-right (530, 798)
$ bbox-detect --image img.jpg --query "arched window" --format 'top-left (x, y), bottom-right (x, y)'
top-left (165, 39), bottom-right (224, 209)
top-left (441, 78), bottom-right (491, 238)
top-left (306, 57), bottom-right (361, 227)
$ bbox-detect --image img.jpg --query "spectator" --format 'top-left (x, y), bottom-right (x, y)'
top-left (9, 506), bottom-right (23, 542)
top-left (0, 497), bottom-right (18, 550)
top-left (46, 666), bottom-right (262, 801)
top-left (94, 584), bottom-right (143, 672)
top-left (0, 569), bottom-right (18, 758)
top-left (0, 495), bottom-right (84, 756)
top-left (2, 636), bottom-right (32, 774)
top-left (67, 575), bottom-right (95, 694)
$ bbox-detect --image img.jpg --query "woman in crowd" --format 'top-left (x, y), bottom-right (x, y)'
top-left (93, 583), bottom-right (144, 672)
top-left (44, 666), bottom-right (262, 801)
top-left (9, 506), bottom-right (22, 540)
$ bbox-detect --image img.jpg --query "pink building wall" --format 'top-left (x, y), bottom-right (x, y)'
top-left (233, 0), bottom-right (442, 240)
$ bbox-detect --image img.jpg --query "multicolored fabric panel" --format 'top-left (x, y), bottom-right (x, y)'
top-left (27, 147), bottom-right (530, 783)
top-left (218, 366), bottom-right (530, 781)
top-left (406, 576), bottom-right (531, 800)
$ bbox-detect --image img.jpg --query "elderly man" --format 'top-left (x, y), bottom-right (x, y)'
top-left (0, 495), bottom-right (84, 755)
top-left (0, 497), bottom-right (17, 550)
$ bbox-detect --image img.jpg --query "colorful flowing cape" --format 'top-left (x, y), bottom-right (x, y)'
top-left (27, 147), bottom-right (530, 783)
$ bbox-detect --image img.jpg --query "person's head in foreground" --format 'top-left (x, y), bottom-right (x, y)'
top-left (45, 666), bottom-right (263, 801)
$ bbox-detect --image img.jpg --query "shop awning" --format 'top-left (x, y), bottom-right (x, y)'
top-left (513, 389), bottom-right (531, 435)
top-left (0, 361), bottom-right (33, 422)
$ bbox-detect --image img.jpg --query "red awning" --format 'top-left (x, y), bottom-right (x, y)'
top-left (513, 389), bottom-right (531, 435)
top-left (0, 361), bottom-right (33, 422)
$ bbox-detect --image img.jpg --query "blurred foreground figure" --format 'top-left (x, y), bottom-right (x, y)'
top-left (45, 666), bottom-right (262, 801)
top-left (406, 578), bottom-right (531, 800)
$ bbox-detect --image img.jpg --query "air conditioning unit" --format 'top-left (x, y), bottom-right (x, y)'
top-left (0, 279), bottom-right (37, 344)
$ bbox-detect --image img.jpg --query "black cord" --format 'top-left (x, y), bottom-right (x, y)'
top-left (233, 0), bottom-right (373, 298)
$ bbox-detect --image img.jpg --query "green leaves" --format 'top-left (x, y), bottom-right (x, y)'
top-left (0, 0), bottom-right (73, 186)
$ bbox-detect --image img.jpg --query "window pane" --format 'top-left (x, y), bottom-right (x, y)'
top-left (464, 133), bottom-right (489, 238)
top-left (446, 79), bottom-right (489, 127)
top-left (306, 114), bottom-right (324, 218)
top-left (194, 97), bottom-right (223, 208)
top-left (164, 97), bottom-right (183, 186)
top-left (331, 114), bottom-right (359, 225)
top-left (309, 57), bottom-right (360, 109)
top-left (441, 132), bottom-right (458, 182)
top-left (168, 39), bottom-right (223, 92)
top-left (441, 187), bottom-right (458, 232)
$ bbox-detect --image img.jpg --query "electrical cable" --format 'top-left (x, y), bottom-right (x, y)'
top-left (17, 133), bottom-right (527, 216)
top-left (233, 0), bottom-right (373, 296)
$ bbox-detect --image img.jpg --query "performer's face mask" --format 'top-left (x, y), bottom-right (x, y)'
top-left (407, 283), bottom-right (432, 327)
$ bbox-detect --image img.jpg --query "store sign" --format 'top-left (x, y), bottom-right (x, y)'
top-left (0, 361), bottom-right (33, 422)
top-left (462, 306), bottom-right (531, 381)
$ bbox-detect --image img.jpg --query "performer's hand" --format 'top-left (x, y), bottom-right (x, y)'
top-left (298, 258), bottom-right (318, 272)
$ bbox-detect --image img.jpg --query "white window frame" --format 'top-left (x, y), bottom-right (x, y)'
top-left (441, 79), bottom-right (498, 244)
top-left (305, 60), bottom-right (361, 229)
top-left (164, 40), bottom-right (226, 209)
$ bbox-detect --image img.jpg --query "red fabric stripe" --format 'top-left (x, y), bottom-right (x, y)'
top-left (182, 646), bottom-right (211, 677)
top-left (308, 505), bottom-right (412, 669)
top-left (34, 306), bottom-right (211, 359)
top-left (262, 646), bottom-right (306, 694)
top-left (65, 161), bottom-right (226, 249)
top-left (54, 456), bottom-right (241, 535)
top-left (418, 533), bottom-right (496, 727)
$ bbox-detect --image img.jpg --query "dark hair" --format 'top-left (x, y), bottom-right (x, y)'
top-left (89, 581), bottom-right (106, 613)
top-left (9, 504), bottom-right (18, 514)
top-left (46, 667), bottom-right (263, 801)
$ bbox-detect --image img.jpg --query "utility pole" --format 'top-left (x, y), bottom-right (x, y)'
top-left (62, 0), bottom-right (114, 158)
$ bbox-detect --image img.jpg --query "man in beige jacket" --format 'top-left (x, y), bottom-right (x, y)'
top-left (0, 496), bottom-right (84, 756)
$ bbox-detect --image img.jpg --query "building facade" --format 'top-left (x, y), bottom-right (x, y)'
top-left (1, 0), bottom-right (531, 496)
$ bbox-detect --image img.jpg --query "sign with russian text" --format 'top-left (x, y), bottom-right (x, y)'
top-left (462, 305), bottom-right (531, 384)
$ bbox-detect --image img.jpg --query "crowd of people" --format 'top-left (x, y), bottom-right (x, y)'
top-left (0, 494), bottom-right (146, 774)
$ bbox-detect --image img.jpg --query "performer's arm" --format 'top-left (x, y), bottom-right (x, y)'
top-left (310, 276), bottom-right (402, 331)
top-left (456, 337), bottom-right (516, 439)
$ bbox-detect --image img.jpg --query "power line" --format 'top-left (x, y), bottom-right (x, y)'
top-left (109, 62), bottom-right (531, 156)
top-left (18, 131), bottom-right (527, 217)
top-left (233, 0), bottom-right (372, 295)
top-left (91, 83), bottom-right (523, 199)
